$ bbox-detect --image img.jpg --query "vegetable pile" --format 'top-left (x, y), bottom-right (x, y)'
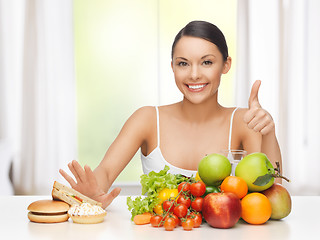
top-left (127, 166), bottom-right (188, 220)
top-left (127, 165), bottom-right (214, 231)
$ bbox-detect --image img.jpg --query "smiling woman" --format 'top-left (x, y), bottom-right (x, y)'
top-left (172, 36), bottom-right (231, 105)
top-left (73, 0), bottom-right (237, 182)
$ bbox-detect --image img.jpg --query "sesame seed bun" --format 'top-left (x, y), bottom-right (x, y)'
top-left (27, 200), bottom-right (70, 223)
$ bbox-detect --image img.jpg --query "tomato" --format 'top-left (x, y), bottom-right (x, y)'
top-left (158, 188), bottom-right (179, 203)
top-left (190, 182), bottom-right (206, 197)
top-left (153, 203), bottom-right (163, 215)
top-left (164, 217), bottom-right (176, 231)
top-left (205, 185), bottom-right (220, 196)
top-left (173, 204), bottom-right (188, 218)
top-left (181, 218), bottom-right (194, 231)
top-left (178, 182), bottom-right (191, 194)
top-left (73, 195), bottom-right (83, 203)
top-left (177, 195), bottom-right (191, 208)
top-left (190, 212), bottom-right (202, 228)
top-left (162, 200), bottom-right (175, 213)
top-left (150, 215), bottom-right (163, 227)
top-left (191, 197), bottom-right (204, 212)
top-left (164, 213), bottom-right (180, 227)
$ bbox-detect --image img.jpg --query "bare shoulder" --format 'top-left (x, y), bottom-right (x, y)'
top-left (233, 107), bottom-right (262, 151)
top-left (127, 106), bottom-right (156, 128)
top-left (132, 106), bottom-right (156, 118)
top-left (233, 107), bottom-right (250, 131)
top-left (234, 107), bottom-right (247, 121)
top-left (117, 106), bottom-right (157, 147)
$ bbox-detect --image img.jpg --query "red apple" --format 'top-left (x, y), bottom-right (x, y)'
top-left (262, 183), bottom-right (292, 220)
top-left (202, 192), bottom-right (242, 228)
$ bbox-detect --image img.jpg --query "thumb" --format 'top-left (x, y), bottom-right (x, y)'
top-left (102, 187), bottom-right (121, 209)
top-left (248, 80), bottom-right (261, 109)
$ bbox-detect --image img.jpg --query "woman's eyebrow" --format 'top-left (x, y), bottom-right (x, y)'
top-left (201, 54), bottom-right (216, 59)
top-left (175, 57), bottom-right (188, 61)
top-left (175, 54), bottom-right (216, 61)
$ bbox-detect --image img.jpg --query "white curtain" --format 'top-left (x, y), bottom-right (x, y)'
top-left (0, 0), bottom-right (76, 195)
top-left (237, 0), bottom-right (320, 195)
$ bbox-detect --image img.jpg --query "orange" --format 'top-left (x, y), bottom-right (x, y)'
top-left (241, 192), bottom-right (272, 225)
top-left (220, 176), bottom-right (248, 199)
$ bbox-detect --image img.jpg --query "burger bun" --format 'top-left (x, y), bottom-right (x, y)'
top-left (27, 200), bottom-right (70, 223)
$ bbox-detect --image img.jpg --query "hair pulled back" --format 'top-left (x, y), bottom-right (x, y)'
top-left (171, 20), bottom-right (229, 61)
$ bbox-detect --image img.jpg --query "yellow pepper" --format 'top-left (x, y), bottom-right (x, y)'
top-left (158, 188), bottom-right (178, 203)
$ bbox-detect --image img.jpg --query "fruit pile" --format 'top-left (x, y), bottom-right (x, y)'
top-left (127, 152), bottom-right (291, 231)
top-left (198, 152), bottom-right (291, 228)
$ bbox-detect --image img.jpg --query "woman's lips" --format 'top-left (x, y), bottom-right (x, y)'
top-left (186, 83), bottom-right (208, 92)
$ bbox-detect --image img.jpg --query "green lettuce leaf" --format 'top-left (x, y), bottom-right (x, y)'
top-left (127, 196), bottom-right (157, 220)
top-left (127, 165), bottom-right (189, 220)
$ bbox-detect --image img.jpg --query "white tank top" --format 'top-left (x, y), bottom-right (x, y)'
top-left (140, 106), bottom-right (238, 177)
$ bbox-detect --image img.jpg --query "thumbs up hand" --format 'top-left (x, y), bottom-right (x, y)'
top-left (243, 80), bottom-right (275, 135)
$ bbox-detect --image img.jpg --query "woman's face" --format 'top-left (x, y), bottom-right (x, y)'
top-left (171, 36), bottom-right (231, 105)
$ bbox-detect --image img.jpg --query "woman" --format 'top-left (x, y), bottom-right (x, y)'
top-left (60, 21), bottom-right (282, 208)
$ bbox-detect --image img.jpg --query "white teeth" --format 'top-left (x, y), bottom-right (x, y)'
top-left (188, 84), bottom-right (207, 89)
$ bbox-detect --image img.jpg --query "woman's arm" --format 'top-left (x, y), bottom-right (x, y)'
top-left (94, 106), bottom-right (155, 191)
top-left (60, 106), bottom-right (155, 208)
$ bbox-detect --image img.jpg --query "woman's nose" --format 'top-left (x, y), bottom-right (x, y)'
top-left (190, 65), bottom-right (200, 80)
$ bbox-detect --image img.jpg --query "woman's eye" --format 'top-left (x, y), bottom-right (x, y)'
top-left (203, 60), bottom-right (213, 66)
top-left (178, 62), bottom-right (188, 67)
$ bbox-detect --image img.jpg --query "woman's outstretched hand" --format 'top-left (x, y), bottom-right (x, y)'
top-left (244, 80), bottom-right (275, 135)
top-left (59, 160), bottom-right (121, 209)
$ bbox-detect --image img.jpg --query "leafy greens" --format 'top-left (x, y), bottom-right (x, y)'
top-left (127, 165), bottom-right (189, 219)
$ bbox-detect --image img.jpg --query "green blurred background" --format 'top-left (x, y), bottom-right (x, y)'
top-left (74, 0), bottom-right (237, 182)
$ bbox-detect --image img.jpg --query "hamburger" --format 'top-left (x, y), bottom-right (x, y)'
top-left (27, 200), bottom-right (69, 223)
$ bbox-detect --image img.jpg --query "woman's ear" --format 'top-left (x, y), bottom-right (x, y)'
top-left (171, 61), bottom-right (174, 71)
top-left (222, 56), bottom-right (232, 74)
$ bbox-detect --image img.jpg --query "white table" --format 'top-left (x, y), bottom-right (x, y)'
top-left (0, 195), bottom-right (319, 240)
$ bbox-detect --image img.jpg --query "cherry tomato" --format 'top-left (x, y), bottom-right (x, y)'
top-left (162, 200), bottom-right (175, 213)
top-left (178, 182), bottom-right (191, 194)
top-left (150, 215), bottom-right (163, 227)
top-left (173, 204), bottom-right (188, 218)
top-left (181, 218), bottom-right (194, 231)
top-left (177, 195), bottom-right (191, 208)
top-left (164, 217), bottom-right (176, 231)
top-left (190, 212), bottom-right (202, 228)
top-left (191, 197), bottom-right (204, 212)
top-left (190, 181), bottom-right (206, 197)
top-left (164, 213), bottom-right (180, 226)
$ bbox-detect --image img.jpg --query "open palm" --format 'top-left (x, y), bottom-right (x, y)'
top-left (59, 160), bottom-right (121, 209)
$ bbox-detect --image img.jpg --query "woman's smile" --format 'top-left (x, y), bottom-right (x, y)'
top-left (186, 83), bottom-right (209, 92)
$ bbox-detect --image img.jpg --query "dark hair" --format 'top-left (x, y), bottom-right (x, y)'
top-left (171, 20), bottom-right (229, 61)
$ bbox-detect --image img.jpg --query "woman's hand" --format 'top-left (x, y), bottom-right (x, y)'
top-left (59, 160), bottom-right (121, 209)
top-left (244, 80), bottom-right (275, 135)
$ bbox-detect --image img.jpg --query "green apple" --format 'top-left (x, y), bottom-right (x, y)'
top-left (198, 153), bottom-right (231, 186)
top-left (262, 183), bottom-right (292, 220)
top-left (235, 152), bottom-right (275, 192)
